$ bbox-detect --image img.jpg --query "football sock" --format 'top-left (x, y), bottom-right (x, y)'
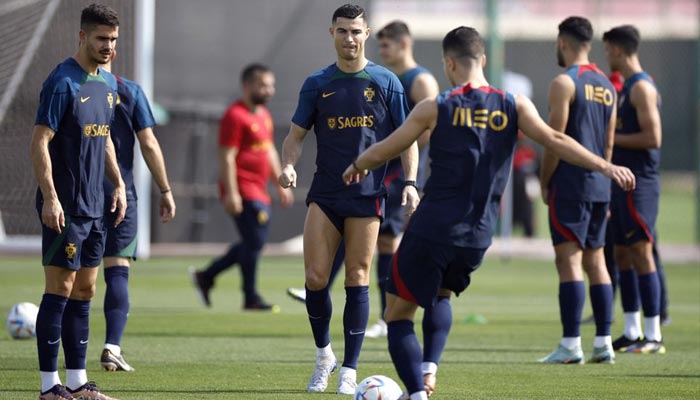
top-left (387, 320), bottom-right (424, 396)
top-left (422, 295), bottom-right (452, 364)
top-left (376, 254), bottom-right (392, 318)
top-left (316, 343), bottom-right (333, 359)
top-left (638, 272), bottom-right (660, 317)
top-left (593, 335), bottom-right (612, 348)
top-left (104, 266), bottom-right (129, 347)
top-left (644, 316), bottom-right (662, 342)
top-left (104, 343), bottom-right (121, 356)
top-left (36, 293), bottom-right (67, 373)
top-left (306, 285), bottom-right (332, 348)
top-left (40, 371), bottom-right (61, 393)
top-left (421, 361), bottom-right (438, 376)
top-left (342, 286), bottom-right (369, 369)
top-left (619, 269), bottom-right (640, 312)
top-left (560, 336), bottom-right (581, 351)
top-left (203, 243), bottom-right (241, 280)
top-left (623, 312), bottom-right (642, 340)
top-left (559, 281), bottom-right (585, 339)
top-left (328, 243), bottom-right (345, 289)
top-left (62, 299), bottom-right (90, 370)
top-left (589, 283), bottom-right (613, 337)
top-left (65, 369), bottom-right (87, 392)
top-left (653, 245), bottom-right (668, 314)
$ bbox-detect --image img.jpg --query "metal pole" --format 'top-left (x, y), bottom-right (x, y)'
top-left (134, 0), bottom-right (155, 258)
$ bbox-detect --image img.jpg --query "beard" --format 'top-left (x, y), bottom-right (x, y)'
top-left (250, 94), bottom-right (269, 105)
top-left (556, 48), bottom-right (565, 67)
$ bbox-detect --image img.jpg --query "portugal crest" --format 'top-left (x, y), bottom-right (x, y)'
top-left (363, 87), bottom-right (375, 102)
top-left (107, 92), bottom-right (114, 108)
top-left (65, 243), bottom-right (77, 259)
top-left (327, 117), bottom-right (336, 130)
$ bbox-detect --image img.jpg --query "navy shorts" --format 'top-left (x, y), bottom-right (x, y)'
top-left (380, 177), bottom-right (406, 237)
top-left (40, 215), bottom-right (105, 270)
top-left (610, 183), bottom-right (659, 245)
top-left (307, 196), bottom-right (384, 234)
top-left (548, 191), bottom-right (608, 249)
top-left (104, 198), bottom-right (138, 259)
top-left (386, 231), bottom-right (487, 308)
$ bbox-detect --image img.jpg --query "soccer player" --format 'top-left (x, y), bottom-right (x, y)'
top-left (99, 51), bottom-right (176, 372)
top-left (603, 25), bottom-right (666, 353)
top-left (190, 64), bottom-right (293, 311)
top-left (365, 21), bottom-right (439, 342)
top-left (342, 26), bottom-right (634, 400)
top-left (30, 4), bottom-right (125, 400)
top-left (277, 4), bottom-right (419, 394)
top-left (537, 16), bottom-right (617, 364)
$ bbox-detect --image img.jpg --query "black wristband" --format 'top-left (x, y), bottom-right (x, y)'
top-left (160, 188), bottom-right (171, 194)
top-left (404, 180), bottom-right (417, 188)
top-left (352, 160), bottom-right (362, 171)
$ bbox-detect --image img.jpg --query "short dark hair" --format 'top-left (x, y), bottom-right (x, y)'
top-left (80, 3), bottom-right (119, 31)
top-left (241, 63), bottom-right (272, 84)
top-left (558, 16), bottom-right (593, 43)
top-left (442, 26), bottom-right (485, 61)
top-left (603, 25), bottom-right (641, 55)
top-left (377, 20), bottom-right (410, 41)
top-left (332, 4), bottom-right (366, 24)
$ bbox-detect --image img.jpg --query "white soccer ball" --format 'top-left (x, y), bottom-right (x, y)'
top-left (355, 375), bottom-right (403, 400)
top-left (6, 302), bottom-right (39, 339)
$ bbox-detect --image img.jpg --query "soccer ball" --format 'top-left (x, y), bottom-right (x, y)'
top-left (355, 375), bottom-right (403, 400)
top-left (6, 302), bottom-right (39, 339)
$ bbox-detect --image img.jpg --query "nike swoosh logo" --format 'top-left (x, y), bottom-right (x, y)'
top-left (80, 96), bottom-right (90, 103)
top-left (80, 339), bottom-right (89, 344)
top-left (349, 329), bottom-right (365, 335)
top-left (625, 231), bottom-right (635, 239)
top-left (48, 338), bottom-right (60, 344)
top-left (321, 91), bottom-right (336, 98)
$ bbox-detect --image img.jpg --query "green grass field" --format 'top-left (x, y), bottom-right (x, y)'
top-left (1, 255), bottom-right (698, 399)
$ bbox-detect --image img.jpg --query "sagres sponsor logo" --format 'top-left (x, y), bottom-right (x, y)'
top-left (107, 92), bottom-right (114, 108)
top-left (84, 124), bottom-right (110, 137)
top-left (328, 115), bottom-right (375, 130)
top-left (363, 87), bottom-right (375, 102)
top-left (65, 243), bottom-right (77, 259)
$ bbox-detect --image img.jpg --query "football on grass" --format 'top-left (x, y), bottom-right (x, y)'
top-left (355, 375), bottom-right (403, 400)
top-left (6, 302), bottom-right (39, 339)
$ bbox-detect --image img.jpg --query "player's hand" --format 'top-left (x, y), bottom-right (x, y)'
top-left (223, 193), bottom-right (243, 216)
top-left (279, 165), bottom-right (297, 188)
top-left (605, 163), bottom-right (636, 192)
top-left (401, 184), bottom-right (420, 216)
top-left (159, 190), bottom-right (176, 223)
top-left (110, 185), bottom-right (127, 227)
top-left (42, 197), bottom-right (65, 234)
top-left (277, 186), bottom-right (294, 208)
top-left (342, 163), bottom-right (369, 185)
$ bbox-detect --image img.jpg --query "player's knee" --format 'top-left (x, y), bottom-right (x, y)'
top-left (70, 283), bottom-right (96, 301)
top-left (305, 267), bottom-right (329, 290)
top-left (344, 265), bottom-right (369, 286)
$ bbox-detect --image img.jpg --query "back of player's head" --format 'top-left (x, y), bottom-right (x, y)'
top-left (80, 3), bottom-right (119, 31)
top-left (442, 26), bottom-right (485, 62)
top-left (603, 25), bottom-right (641, 55)
top-left (332, 4), bottom-right (366, 24)
top-left (377, 21), bottom-right (411, 42)
top-left (558, 16), bottom-right (593, 43)
top-left (241, 63), bottom-right (272, 84)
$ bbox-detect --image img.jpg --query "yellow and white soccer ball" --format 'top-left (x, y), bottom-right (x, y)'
top-left (355, 375), bottom-right (403, 400)
top-left (6, 302), bottom-right (39, 339)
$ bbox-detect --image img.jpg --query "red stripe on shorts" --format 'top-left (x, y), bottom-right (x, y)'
top-left (391, 252), bottom-right (417, 304)
top-left (626, 191), bottom-right (654, 243)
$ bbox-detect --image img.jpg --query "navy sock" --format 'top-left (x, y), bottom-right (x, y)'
top-left (559, 281), bottom-right (585, 337)
top-left (342, 286), bottom-right (369, 369)
top-left (638, 272), bottom-right (660, 317)
top-left (203, 243), bottom-right (241, 280)
top-left (376, 254), bottom-right (392, 319)
top-left (589, 284), bottom-right (613, 336)
top-left (619, 269), bottom-right (640, 312)
top-left (387, 320), bottom-right (424, 395)
top-left (422, 296), bottom-right (452, 364)
top-left (62, 299), bottom-right (90, 369)
top-left (36, 294), bottom-right (68, 371)
top-left (239, 246), bottom-right (262, 304)
top-left (104, 266), bottom-right (129, 346)
top-left (328, 243), bottom-right (345, 289)
top-left (306, 285), bottom-right (332, 348)
top-left (654, 247), bottom-right (668, 314)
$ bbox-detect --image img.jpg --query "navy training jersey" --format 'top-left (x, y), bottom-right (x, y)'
top-left (549, 64), bottom-right (615, 201)
top-left (292, 61), bottom-right (409, 199)
top-left (613, 72), bottom-right (661, 179)
top-left (104, 76), bottom-right (157, 201)
top-left (407, 83), bottom-right (520, 248)
top-left (398, 65), bottom-right (432, 109)
top-left (35, 57), bottom-right (118, 218)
